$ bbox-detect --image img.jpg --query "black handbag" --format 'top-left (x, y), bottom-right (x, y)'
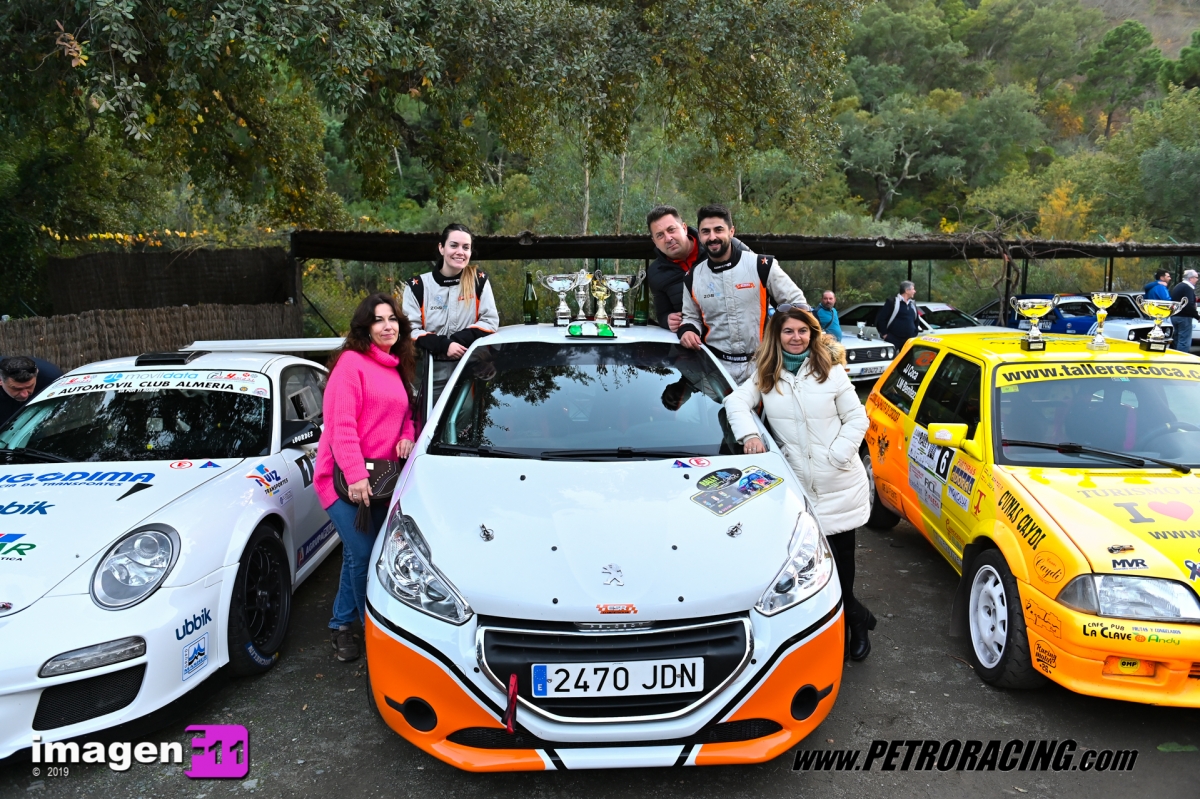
top-left (333, 458), bottom-right (403, 532)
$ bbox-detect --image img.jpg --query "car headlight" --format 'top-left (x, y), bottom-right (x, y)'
top-left (848, 351), bottom-right (857, 361)
top-left (1128, 331), bottom-right (1136, 340)
top-left (755, 504), bottom-right (834, 616)
top-left (376, 505), bottom-right (472, 624)
top-left (1057, 575), bottom-right (1200, 621)
top-left (91, 525), bottom-right (179, 610)
top-left (40, 637), bottom-right (146, 677)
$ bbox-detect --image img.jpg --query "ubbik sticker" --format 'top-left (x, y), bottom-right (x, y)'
top-left (691, 466), bottom-right (783, 516)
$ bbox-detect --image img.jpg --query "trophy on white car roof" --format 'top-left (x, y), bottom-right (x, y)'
top-left (1010, 296), bottom-right (1058, 351)
top-left (1135, 295), bottom-right (1187, 352)
top-left (601, 269), bottom-right (646, 327)
top-left (573, 268), bottom-right (593, 322)
top-left (536, 270), bottom-right (586, 327)
top-left (1088, 292), bottom-right (1118, 351)
top-left (590, 269), bottom-right (611, 324)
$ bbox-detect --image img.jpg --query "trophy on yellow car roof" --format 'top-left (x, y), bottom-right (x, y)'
top-left (1135, 295), bottom-right (1187, 352)
top-left (1088, 292), bottom-right (1118, 351)
top-left (1010, 296), bottom-right (1058, 351)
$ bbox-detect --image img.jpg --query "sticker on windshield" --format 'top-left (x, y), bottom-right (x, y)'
top-left (690, 466), bottom-right (783, 516)
top-left (996, 363), bottom-right (1200, 386)
top-left (40, 370), bottom-right (272, 400)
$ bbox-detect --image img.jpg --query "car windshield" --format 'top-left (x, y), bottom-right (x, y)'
top-left (0, 374), bottom-right (272, 461)
top-left (994, 363), bottom-right (1200, 468)
top-left (431, 341), bottom-right (739, 459)
top-left (920, 308), bottom-right (978, 329)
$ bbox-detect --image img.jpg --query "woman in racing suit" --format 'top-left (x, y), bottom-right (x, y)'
top-left (723, 305), bottom-right (875, 660)
top-left (401, 224), bottom-right (500, 402)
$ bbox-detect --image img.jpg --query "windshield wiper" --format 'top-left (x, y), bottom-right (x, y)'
top-left (1001, 439), bottom-right (1191, 474)
top-left (0, 447), bottom-right (71, 464)
top-left (428, 442), bottom-right (539, 459)
top-left (540, 447), bottom-right (708, 461)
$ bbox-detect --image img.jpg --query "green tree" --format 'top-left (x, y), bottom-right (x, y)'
top-left (1158, 29), bottom-right (1200, 91)
top-left (1079, 20), bottom-right (1163, 137)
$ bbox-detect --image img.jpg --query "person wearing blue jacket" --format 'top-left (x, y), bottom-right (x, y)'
top-left (815, 290), bottom-right (843, 341)
top-left (1144, 269), bottom-right (1172, 301)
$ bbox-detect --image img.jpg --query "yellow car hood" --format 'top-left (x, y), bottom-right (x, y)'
top-left (1007, 468), bottom-right (1200, 584)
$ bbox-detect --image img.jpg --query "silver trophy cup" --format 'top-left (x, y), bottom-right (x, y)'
top-left (536, 271), bottom-right (585, 327)
top-left (573, 268), bottom-right (592, 321)
top-left (601, 269), bottom-right (646, 327)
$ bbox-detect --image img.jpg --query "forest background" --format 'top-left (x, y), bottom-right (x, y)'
top-left (4, 0), bottom-right (1200, 328)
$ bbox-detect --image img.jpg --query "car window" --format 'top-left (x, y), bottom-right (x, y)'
top-left (280, 365), bottom-right (326, 423)
top-left (1056, 300), bottom-right (1095, 318)
top-left (431, 342), bottom-right (739, 458)
top-left (913, 354), bottom-right (983, 438)
top-left (878, 345), bottom-right (939, 414)
top-left (0, 377), bottom-right (271, 461)
top-left (1107, 296), bottom-right (1141, 319)
top-left (838, 305), bottom-right (877, 325)
top-left (919, 308), bottom-right (979, 329)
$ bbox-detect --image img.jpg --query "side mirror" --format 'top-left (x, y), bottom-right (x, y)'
top-left (927, 422), bottom-right (968, 450)
top-left (281, 419), bottom-right (321, 448)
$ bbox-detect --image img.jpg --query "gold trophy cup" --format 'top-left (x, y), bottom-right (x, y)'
top-left (591, 269), bottom-right (611, 323)
top-left (1135, 295), bottom-right (1187, 352)
top-left (1088, 292), bottom-right (1118, 351)
top-left (1010, 296), bottom-right (1057, 351)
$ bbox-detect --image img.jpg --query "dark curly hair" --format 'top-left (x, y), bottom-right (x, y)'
top-left (329, 293), bottom-right (416, 401)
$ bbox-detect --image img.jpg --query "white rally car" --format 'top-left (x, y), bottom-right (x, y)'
top-left (364, 325), bottom-right (845, 771)
top-left (0, 346), bottom-right (337, 760)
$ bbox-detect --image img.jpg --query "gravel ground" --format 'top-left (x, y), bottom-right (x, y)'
top-left (2, 518), bottom-right (1197, 799)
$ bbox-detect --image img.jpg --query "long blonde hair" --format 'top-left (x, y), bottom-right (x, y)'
top-left (754, 306), bottom-right (833, 393)
top-left (439, 223), bottom-right (476, 300)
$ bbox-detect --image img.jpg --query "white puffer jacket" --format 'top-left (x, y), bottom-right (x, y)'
top-left (724, 360), bottom-right (869, 534)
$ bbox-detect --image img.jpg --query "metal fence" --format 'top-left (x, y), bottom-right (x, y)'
top-left (299, 254), bottom-right (1200, 336)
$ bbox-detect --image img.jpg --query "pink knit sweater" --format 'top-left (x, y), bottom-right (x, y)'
top-left (314, 345), bottom-right (416, 509)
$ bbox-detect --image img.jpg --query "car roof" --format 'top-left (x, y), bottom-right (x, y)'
top-left (474, 323), bottom-right (682, 346)
top-left (916, 330), bottom-right (1200, 366)
top-left (62, 351), bottom-right (290, 377)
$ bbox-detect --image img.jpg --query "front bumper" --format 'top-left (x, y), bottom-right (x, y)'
top-left (364, 577), bottom-right (844, 771)
top-left (0, 566), bottom-right (234, 760)
top-left (1020, 582), bottom-right (1200, 707)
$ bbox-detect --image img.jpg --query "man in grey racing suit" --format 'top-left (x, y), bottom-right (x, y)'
top-left (678, 204), bottom-right (807, 384)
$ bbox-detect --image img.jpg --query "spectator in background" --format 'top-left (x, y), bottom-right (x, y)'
top-left (1144, 268), bottom-right (1172, 301)
top-left (815, 290), bottom-right (842, 341)
top-left (875, 281), bottom-right (919, 347)
top-left (1170, 269), bottom-right (1198, 352)
top-left (0, 356), bottom-right (63, 424)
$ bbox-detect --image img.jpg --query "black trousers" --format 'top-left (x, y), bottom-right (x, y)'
top-left (828, 530), bottom-right (868, 623)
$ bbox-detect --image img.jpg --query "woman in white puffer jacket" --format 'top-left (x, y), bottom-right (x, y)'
top-left (724, 304), bottom-right (875, 660)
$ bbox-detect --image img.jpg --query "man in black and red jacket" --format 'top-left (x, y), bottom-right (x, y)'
top-left (645, 205), bottom-right (744, 332)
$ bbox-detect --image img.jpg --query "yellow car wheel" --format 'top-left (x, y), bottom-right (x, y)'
top-left (965, 550), bottom-right (1046, 690)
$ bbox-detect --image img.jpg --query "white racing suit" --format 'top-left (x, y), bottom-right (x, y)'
top-left (679, 244), bottom-right (807, 384)
top-left (402, 270), bottom-right (500, 406)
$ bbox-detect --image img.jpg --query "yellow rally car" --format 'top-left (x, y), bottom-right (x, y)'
top-left (863, 330), bottom-right (1200, 705)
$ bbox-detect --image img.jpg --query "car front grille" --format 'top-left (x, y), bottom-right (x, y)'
top-left (446, 717), bottom-right (782, 749)
top-left (846, 347), bottom-right (893, 363)
top-left (478, 615), bottom-right (751, 722)
top-left (33, 664), bottom-right (146, 730)
top-left (1130, 325), bottom-right (1172, 342)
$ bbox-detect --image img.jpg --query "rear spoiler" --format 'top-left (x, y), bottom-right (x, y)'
top-left (182, 338), bottom-right (344, 353)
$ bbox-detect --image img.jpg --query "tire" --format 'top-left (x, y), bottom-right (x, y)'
top-left (862, 447), bottom-right (900, 530)
top-left (227, 524), bottom-right (292, 676)
top-left (964, 549), bottom-right (1047, 689)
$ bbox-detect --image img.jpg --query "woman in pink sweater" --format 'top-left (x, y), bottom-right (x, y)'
top-left (315, 293), bottom-right (416, 662)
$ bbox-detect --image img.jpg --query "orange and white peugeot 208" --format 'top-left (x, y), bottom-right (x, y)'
top-left (363, 324), bottom-right (844, 771)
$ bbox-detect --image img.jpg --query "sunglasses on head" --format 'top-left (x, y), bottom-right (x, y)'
top-left (775, 303), bottom-right (812, 314)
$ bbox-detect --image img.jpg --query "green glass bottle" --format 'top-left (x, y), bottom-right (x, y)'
top-left (632, 274), bottom-right (650, 326)
top-left (522, 271), bottom-right (538, 324)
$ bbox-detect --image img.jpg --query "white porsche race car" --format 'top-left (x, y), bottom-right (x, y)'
top-left (364, 324), bottom-right (846, 771)
top-left (0, 346), bottom-right (336, 760)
